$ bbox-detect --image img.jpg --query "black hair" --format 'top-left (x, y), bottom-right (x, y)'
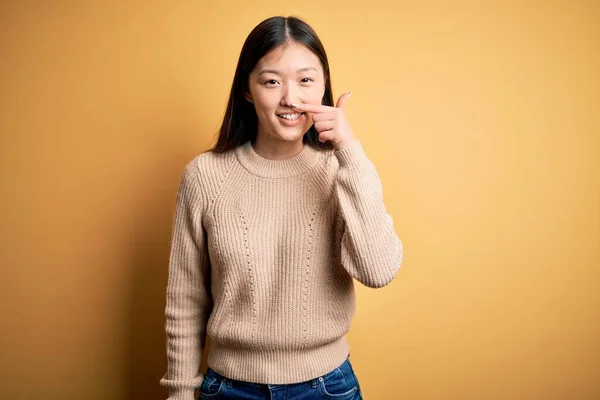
top-left (207, 16), bottom-right (335, 153)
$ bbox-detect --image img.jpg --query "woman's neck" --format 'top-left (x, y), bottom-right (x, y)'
top-left (251, 133), bottom-right (305, 160)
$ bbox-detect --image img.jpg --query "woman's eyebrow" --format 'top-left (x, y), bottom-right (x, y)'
top-left (258, 67), bottom-right (318, 76)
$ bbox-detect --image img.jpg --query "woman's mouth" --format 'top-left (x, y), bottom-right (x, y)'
top-left (277, 112), bottom-right (304, 121)
top-left (276, 112), bottom-right (305, 125)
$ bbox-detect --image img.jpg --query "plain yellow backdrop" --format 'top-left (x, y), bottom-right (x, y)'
top-left (1, 1), bottom-right (598, 399)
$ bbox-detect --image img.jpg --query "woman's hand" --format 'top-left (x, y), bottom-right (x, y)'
top-left (291, 91), bottom-right (355, 150)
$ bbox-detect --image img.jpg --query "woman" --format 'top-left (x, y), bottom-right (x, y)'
top-left (159, 15), bottom-right (403, 400)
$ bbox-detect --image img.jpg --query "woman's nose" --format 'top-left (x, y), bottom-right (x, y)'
top-left (280, 84), bottom-right (300, 107)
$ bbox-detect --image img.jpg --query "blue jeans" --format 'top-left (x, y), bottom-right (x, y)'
top-left (198, 355), bottom-right (363, 399)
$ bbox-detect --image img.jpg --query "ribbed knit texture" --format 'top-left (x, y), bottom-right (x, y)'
top-left (159, 139), bottom-right (403, 400)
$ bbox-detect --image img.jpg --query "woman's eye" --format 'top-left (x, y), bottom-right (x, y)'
top-left (264, 78), bottom-right (313, 86)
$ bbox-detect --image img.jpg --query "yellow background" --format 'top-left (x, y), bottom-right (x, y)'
top-left (1, 1), bottom-right (598, 399)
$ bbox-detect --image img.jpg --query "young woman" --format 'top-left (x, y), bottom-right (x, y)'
top-left (159, 15), bottom-right (403, 400)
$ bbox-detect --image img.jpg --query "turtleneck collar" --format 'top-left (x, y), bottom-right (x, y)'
top-left (234, 139), bottom-right (322, 179)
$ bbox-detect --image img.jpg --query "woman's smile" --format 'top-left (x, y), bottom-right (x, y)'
top-left (276, 112), bottom-right (305, 125)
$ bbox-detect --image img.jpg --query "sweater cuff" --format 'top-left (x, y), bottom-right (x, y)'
top-left (333, 139), bottom-right (368, 168)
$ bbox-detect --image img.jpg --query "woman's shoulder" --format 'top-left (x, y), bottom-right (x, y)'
top-left (184, 146), bottom-right (237, 176)
top-left (178, 147), bottom-right (238, 201)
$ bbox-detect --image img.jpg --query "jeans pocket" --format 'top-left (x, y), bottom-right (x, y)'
top-left (318, 361), bottom-right (360, 399)
top-left (199, 368), bottom-right (225, 398)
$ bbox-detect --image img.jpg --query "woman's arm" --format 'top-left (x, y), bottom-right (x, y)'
top-left (159, 158), bottom-right (213, 400)
top-left (334, 140), bottom-right (403, 288)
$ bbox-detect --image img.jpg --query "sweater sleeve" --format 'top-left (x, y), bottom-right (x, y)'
top-left (159, 158), bottom-right (213, 400)
top-left (333, 140), bottom-right (403, 288)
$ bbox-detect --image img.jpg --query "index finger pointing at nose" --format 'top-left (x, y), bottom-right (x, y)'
top-left (290, 103), bottom-right (333, 113)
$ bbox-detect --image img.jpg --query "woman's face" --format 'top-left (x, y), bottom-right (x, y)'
top-left (245, 42), bottom-right (326, 143)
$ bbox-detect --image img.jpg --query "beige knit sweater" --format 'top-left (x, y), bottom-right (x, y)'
top-left (159, 138), bottom-right (403, 400)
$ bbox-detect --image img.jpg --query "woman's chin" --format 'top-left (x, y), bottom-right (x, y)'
top-left (277, 127), bottom-right (308, 141)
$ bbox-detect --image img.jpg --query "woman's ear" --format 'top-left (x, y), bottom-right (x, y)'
top-left (244, 91), bottom-right (253, 103)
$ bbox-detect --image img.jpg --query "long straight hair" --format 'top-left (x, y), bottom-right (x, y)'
top-left (208, 16), bottom-right (335, 153)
